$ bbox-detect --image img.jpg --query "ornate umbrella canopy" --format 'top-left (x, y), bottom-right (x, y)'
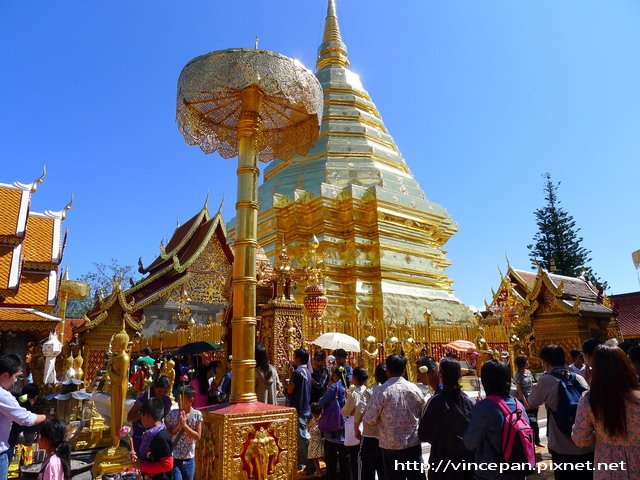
top-left (176, 48), bottom-right (323, 162)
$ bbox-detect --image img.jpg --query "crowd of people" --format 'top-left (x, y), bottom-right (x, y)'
top-left (290, 339), bottom-right (640, 480)
top-left (2, 336), bottom-right (640, 480)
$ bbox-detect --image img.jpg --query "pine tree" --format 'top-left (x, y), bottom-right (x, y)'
top-left (527, 173), bottom-right (606, 289)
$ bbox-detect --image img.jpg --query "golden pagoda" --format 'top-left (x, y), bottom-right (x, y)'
top-left (256, 0), bottom-right (474, 342)
top-left (0, 169), bottom-right (72, 358)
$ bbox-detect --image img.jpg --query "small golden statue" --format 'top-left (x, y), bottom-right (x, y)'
top-left (474, 326), bottom-right (494, 378)
top-left (73, 352), bottom-right (84, 382)
top-left (286, 318), bottom-right (297, 363)
top-left (63, 354), bottom-right (76, 380)
top-left (402, 338), bottom-right (417, 383)
top-left (384, 322), bottom-right (400, 356)
top-left (161, 357), bottom-right (176, 400)
top-left (361, 336), bottom-right (378, 386)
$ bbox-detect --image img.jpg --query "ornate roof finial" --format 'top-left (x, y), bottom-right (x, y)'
top-left (60, 195), bottom-right (73, 220)
top-left (203, 191), bottom-right (210, 210)
top-left (316, 0), bottom-right (349, 70)
top-left (63, 267), bottom-right (70, 282)
top-left (216, 194), bottom-right (224, 214)
top-left (31, 165), bottom-right (46, 192)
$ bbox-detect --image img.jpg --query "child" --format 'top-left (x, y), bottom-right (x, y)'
top-left (307, 402), bottom-right (324, 478)
top-left (165, 386), bottom-right (202, 480)
top-left (129, 398), bottom-right (173, 480)
top-left (37, 419), bottom-right (71, 480)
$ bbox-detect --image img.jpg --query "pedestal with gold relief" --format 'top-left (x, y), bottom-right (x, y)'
top-left (197, 402), bottom-right (297, 480)
top-left (92, 446), bottom-right (131, 480)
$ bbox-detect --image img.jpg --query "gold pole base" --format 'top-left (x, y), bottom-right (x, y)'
top-left (91, 446), bottom-right (132, 480)
top-left (196, 402), bottom-right (297, 479)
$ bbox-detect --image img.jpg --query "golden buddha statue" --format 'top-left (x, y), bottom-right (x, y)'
top-left (402, 321), bottom-right (418, 383)
top-left (361, 336), bottom-right (378, 386)
top-left (474, 326), bottom-right (493, 378)
top-left (73, 352), bottom-right (84, 381)
top-left (108, 327), bottom-right (130, 447)
top-left (63, 354), bottom-right (76, 380)
top-left (384, 322), bottom-right (400, 356)
top-left (161, 357), bottom-right (176, 400)
top-left (92, 326), bottom-right (132, 478)
top-left (286, 318), bottom-right (297, 363)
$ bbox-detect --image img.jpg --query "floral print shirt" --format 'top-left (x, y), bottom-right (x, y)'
top-left (364, 376), bottom-right (426, 450)
top-left (572, 392), bottom-right (640, 480)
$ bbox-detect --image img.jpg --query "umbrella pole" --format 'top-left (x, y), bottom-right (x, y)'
top-left (230, 86), bottom-right (262, 403)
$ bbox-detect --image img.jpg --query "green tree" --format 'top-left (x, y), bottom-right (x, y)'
top-left (528, 173), bottom-right (606, 289)
top-left (65, 258), bottom-right (137, 317)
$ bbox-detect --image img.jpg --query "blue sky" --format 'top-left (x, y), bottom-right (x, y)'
top-left (2, 0), bottom-right (639, 308)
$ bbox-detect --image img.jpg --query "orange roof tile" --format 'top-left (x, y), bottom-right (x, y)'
top-left (0, 188), bottom-right (24, 238)
top-left (0, 307), bottom-right (59, 322)
top-left (23, 215), bottom-right (55, 264)
top-left (0, 272), bottom-right (52, 307)
top-left (0, 247), bottom-right (14, 289)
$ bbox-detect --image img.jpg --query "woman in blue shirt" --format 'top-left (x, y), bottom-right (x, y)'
top-left (320, 367), bottom-right (350, 479)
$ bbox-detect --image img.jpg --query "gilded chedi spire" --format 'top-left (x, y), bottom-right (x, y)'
top-left (256, 0), bottom-right (474, 332)
top-left (316, 0), bottom-right (349, 70)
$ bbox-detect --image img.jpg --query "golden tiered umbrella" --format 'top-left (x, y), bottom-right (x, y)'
top-left (176, 48), bottom-right (323, 403)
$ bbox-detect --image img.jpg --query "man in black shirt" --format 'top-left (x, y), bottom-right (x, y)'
top-left (285, 348), bottom-right (312, 474)
top-left (310, 352), bottom-right (329, 404)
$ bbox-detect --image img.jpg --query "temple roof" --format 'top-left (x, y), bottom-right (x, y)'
top-left (82, 204), bottom-right (233, 331)
top-left (492, 266), bottom-right (613, 318)
top-left (139, 204), bottom-right (211, 275)
top-left (611, 291), bottom-right (640, 338)
top-left (0, 171), bottom-right (70, 312)
top-left (0, 307), bottom-right (60, 322)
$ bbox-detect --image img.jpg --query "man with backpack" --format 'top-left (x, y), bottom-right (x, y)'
top-left (528, 344), bottom-right (594, 480)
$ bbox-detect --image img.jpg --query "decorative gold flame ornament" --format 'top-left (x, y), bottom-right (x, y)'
top-left (177, 45), bottom-right (322, 479)
top-left (301, 235), bottom-right (329, 340)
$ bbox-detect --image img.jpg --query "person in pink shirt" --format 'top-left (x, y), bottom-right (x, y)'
top-left (189, 364), bottom-right (210, 408)
top-left (37, 419), bottom-right (71, 480)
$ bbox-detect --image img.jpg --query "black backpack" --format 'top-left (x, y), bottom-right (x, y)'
top-left (549, 370), bottom-right (586, 435)
top-left (439, 393), bottom-right (474, 460)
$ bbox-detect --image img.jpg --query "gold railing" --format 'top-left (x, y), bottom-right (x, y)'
top-left (132, 323), bottom-right (226, 354)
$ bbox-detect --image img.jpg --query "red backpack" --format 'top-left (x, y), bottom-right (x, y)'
top-left (486, 395), bottom-right (536, 472)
